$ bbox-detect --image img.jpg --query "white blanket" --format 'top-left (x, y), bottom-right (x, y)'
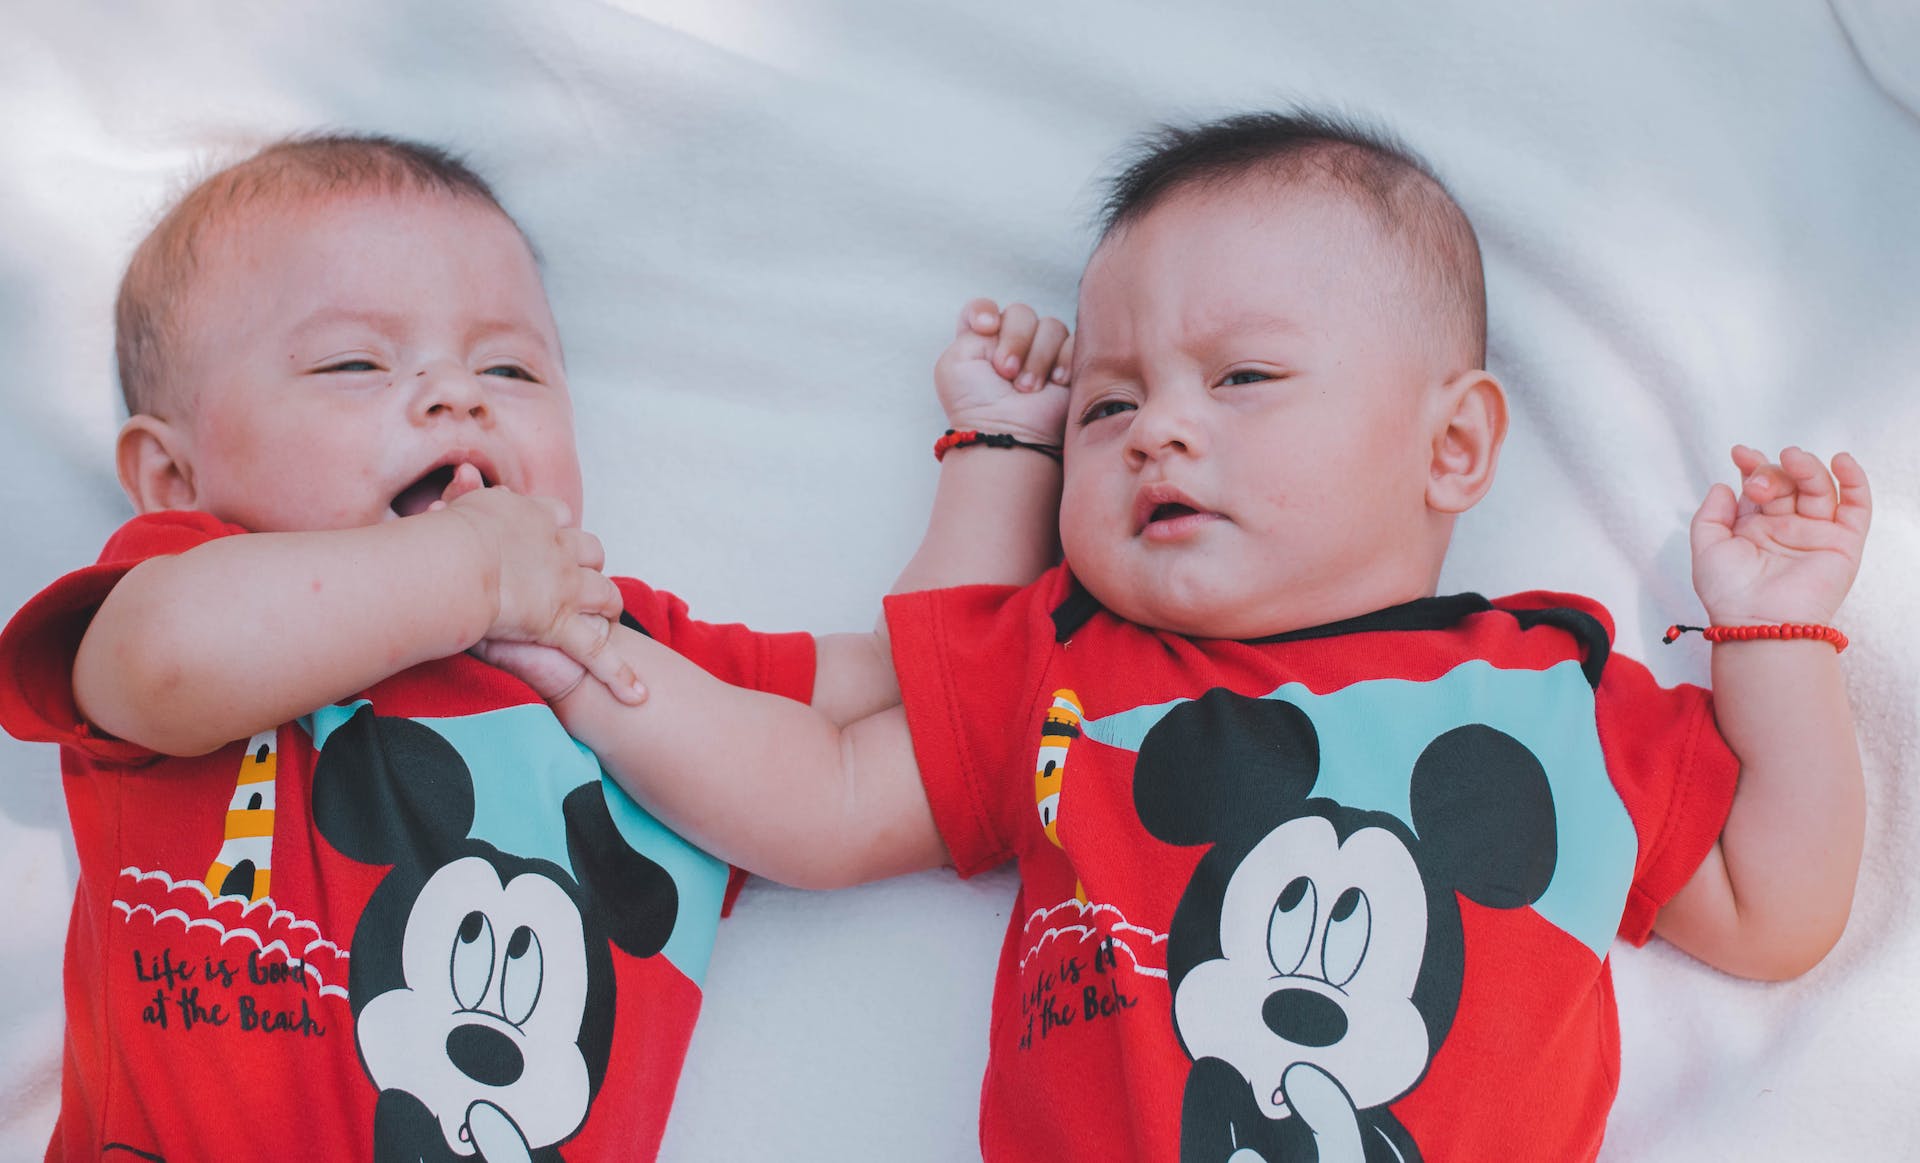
top-left (2, 1), bottom-right (1916, 1157)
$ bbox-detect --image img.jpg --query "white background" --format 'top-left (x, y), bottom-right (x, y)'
top-left (2, 1), bottom-right (1917, 1158)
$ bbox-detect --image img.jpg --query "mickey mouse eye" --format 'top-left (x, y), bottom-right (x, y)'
top-left (1267, 876), bottom-right (1317, 976)
top-left (499, 925), bottom-right (544, 1026)
top-left (451, 910), bottom-right (496, 1010)
top-left (1321, 887), bottom-right (1371, 989)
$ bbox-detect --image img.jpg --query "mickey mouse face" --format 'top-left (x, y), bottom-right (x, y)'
top-left (1174, 814), bottom-right (1431, 1119)
top-left (358, 856), bottom-right (594, 1153)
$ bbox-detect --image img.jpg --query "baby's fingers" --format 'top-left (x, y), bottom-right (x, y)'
top-left (1690, 481), bottom-right (1738, 556)
top-left (553, 613), bottom-right (647, 706)
top-left (540, 496), bottom-right (576, 529)
top-left (1016, 316), bottom-right (1069, 392)
top-left (566, 527), bottom-right (607, 573)
top-left (439, 462), bottom-right (488, 506)
top-left (471, 639), bottom-right (588, 703)
top-left (1731, 444), bottom-right (1797, 518)
top-left (993, 304), bottom-right (1039, 381)
top-left (575, 567), bottom-right (625, 623)
top-left (957, 298), bottom-right (1002, 339)
top-left (1832, 452), bottom-right (1872, 536)
top-left (1776, 446), bottom-right (1838, 521)
top-left (1051, 334), bottom-right (1074, 385)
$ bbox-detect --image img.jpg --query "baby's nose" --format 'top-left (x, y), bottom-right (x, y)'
top-left (413, 364), bottom-right (492, 422)
top-left (1125, 396), bottom-right (1202, 461)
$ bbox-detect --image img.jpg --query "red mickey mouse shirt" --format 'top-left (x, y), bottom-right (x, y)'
top-left (885, 566), bottom-right (1739, 1162)
top-left (0, 511), bottom-right (813, 1163)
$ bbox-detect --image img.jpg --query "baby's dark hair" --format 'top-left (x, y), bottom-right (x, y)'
top-left (114, 132), bottom-right (527, 417)
top-left (1099, 110), bottom-right (1487, 367)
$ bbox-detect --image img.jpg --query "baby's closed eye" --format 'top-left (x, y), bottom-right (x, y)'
top-left (315, 358), bottom-right (382, 374)
top-left (1219, 368), bottom-right (1285, 387)
top-left (481, 364), bottom-right (539, 382)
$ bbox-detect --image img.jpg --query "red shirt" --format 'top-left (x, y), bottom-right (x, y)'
top-left (886, 567), bottom-right (1738, 1162)
top-left (0, 511), bottom-right (814, 1163)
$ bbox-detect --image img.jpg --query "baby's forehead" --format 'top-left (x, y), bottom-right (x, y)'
top-left (1085, 173), bottom-right (1398, 279)
top-left (172, 189), bottom-right (554, 372)
top-left (1074, 172), bottom-right (1479, 371)
top-left (200, 184), bottom-right (509, 253)
top-left (180, 187), bottom-right (544, 324)
top-left (1075, 182), bottom-right (1394, 321)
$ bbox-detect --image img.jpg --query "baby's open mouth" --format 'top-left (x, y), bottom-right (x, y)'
top-left (390, 463), bottom-right (492, 518)
top-left (1133, 484), bottom-right (1217, 537)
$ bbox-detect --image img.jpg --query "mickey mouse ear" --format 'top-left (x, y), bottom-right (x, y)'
top-left (1134, 688), bottom-right (1320, 848)
top-left (563, 782), bottom-right (677, 960)
top-left (312, 705), bottom-right (475, 870)
top-left (1408, 725), bottom-right (1557, 909)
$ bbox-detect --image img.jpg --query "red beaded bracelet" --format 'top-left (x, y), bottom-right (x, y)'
top-left (934, 428), bottom-right (1063, 463)
top-left (1662, 623), bottom-right (1848, 653)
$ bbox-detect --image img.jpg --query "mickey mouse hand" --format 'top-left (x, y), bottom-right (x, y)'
top-left (463, 1100), bottom-right (534, 1163)
top-left (1281, 1062), bottom-right (1365, 1163)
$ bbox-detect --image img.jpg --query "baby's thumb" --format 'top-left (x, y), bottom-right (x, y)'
top-left (440, 462), bottom-right (487, 505)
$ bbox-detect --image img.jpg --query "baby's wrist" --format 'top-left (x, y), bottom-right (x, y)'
top-left (1698, 604), bottom-right (1843, 630)
top-left (939, 412), bottom-right (1061, 449)
top-left (934, 428), bottom-right (1062, 465)
top-left (424, 505), bottom-right (506, 644)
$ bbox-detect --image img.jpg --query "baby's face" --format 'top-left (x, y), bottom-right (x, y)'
top-left (165, 191), bottom-right (582, 532)
top-left (1060, 182), bottom-right (1451, 639)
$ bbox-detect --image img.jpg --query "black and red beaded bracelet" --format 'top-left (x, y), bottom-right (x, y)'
top-left (934, 428), bottom-right (1063, 463)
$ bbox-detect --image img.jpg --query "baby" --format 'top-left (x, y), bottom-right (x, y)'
top-left (0, 133), bottom-right (1069, 1160)
top-left (503, 112), bottom-right (1871, 1160)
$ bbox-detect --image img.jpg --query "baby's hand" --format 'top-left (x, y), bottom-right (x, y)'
top-left (934, 298), bottom-right (1071, 447)
top-left (433, 464), bottom-right (644, 704)
top-left (433, 465), bottom-right (595, 700)
top-left (1689, 445), bottom-right (1871, 626)
top-left (469, 638), bottom-right (597, 702)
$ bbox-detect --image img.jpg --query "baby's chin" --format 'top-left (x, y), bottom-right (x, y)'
top-left (1069, 565), bottom-right (1282, 641)
top-left (1133, 598), bottom-right (1285, 641)
top-left (1074, 548), bottom-right (1436, 640)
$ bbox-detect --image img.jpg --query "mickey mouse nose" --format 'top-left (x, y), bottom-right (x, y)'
top-left (447, 1023), bottom-right (525, 1087)
top-left (1262, 988), bottom-right (1347, 1048)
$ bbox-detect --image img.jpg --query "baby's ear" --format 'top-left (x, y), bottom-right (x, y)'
top-left (115, 414), bottom-right (197, 513)
top-left (1426, 369), bottom-right (1507, 515)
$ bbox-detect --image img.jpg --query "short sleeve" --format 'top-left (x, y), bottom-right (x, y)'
top-left (613, 577), bottom-right (815, 705)
top-left (1597, 651), bottom-right (1741, 945)
top-left (883, 574), bottom-right (1061, 877)
top-left (0, 511), bottom-right (244, 763)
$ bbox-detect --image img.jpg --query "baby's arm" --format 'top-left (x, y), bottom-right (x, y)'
top-left (483, 301), bottom-right (1070, 874)
top-left (563, 622), bottom-right (942, 887)
top-left (808, 299), bottom-right (1068, 724)
top-left (72, 484), bottom-right (638, 756)
top-left (1653, 446), bottom-right (1871, 980)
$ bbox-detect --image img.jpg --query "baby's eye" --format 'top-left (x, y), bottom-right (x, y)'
top-left (481, 364), bottom-right (538, 382)
top-left (1220, 369), bottom-right (1276, 387)
top-left (1078, 398), bottom-right (1136, 425)
top-left (317, 358), bottom-right (381, 374)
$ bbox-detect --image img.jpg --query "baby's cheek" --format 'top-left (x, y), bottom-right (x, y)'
top-left (1056, 494), bottom-right (1102, 567)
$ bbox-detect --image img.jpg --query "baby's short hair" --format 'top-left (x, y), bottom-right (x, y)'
top-left (114, 132), bottom-right (521, 418)
top-left (1099, 110), bottom-right (1487, 368)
